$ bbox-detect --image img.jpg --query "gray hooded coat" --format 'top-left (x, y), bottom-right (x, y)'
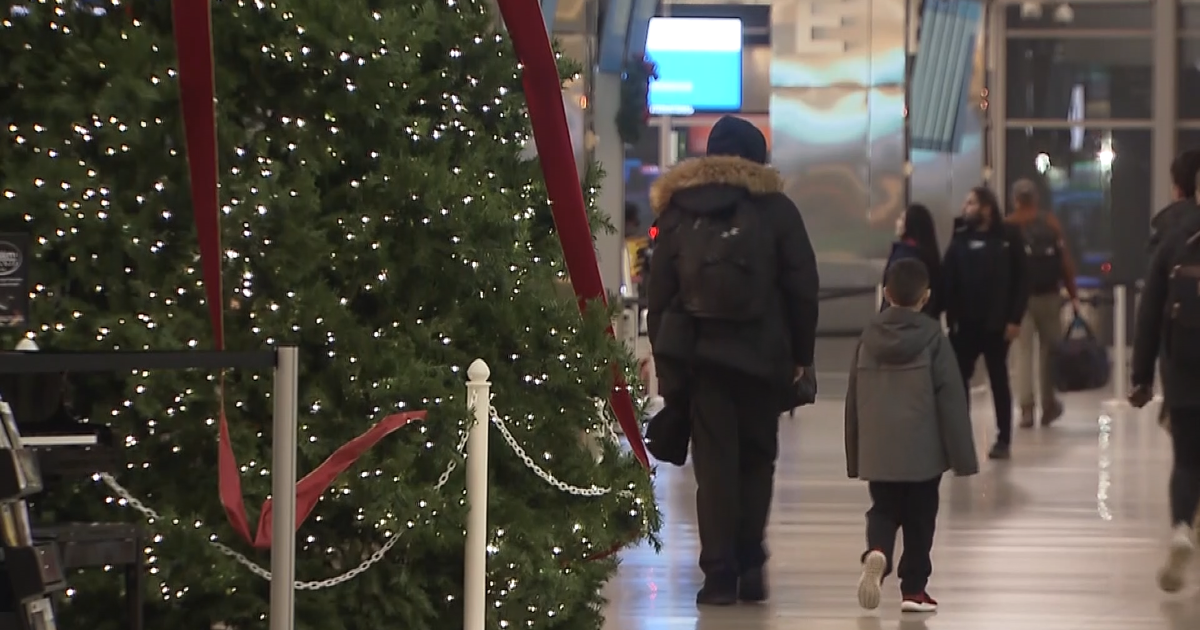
top-left (845, 307), bottom-right (979, 481)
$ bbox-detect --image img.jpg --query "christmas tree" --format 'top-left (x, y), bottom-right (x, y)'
top-left (0, 1), bottom-right (658, 629)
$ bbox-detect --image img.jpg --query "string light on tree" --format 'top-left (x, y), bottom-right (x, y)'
top-left (0, 1), bottom-right (658, 629)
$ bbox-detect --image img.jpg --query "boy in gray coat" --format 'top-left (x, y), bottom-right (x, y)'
top-left (845, 258), bottom-right (979, 613)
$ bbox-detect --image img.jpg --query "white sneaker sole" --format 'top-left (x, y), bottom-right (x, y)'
top-left (1157, 538), bottom-right (1194, 593)
top-left (900, 599), bottom-right (938, 613)
top-left (857, 551), bottom-right (886, 610)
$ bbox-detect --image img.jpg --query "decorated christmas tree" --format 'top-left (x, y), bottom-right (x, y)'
top-left (0, 1), bottom-right (658, 629)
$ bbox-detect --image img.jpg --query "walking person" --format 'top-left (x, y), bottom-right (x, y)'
top-left (646, 115), bottom-right (819, 606)
top-left (943, 186), bottom-right (1029, 460)
top-left (847, 259), bottom-right (979, 613)
top-left (1130, 178), bottom-right (1200, 593)
top-left (1004, 179), bottom-right (1080, 428)
top-left (882, 203), bottom-right (944, 320)
top-left (1150, 149), bottom-right (1200, 433)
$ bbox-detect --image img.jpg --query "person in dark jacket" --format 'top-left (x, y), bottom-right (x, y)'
top-left (881, 204), bottom-right (943, 319)
top-left (1130, 204), bottom-right (1200, 593)
top-left (1150, 149), bottom-right (1200, 432)
top-left (646, 115), bottom-right (819, 606)
top-left (942, 185), bottom-right (1028, 460)
top-left (1149, 149), bottom-right (1200, 255)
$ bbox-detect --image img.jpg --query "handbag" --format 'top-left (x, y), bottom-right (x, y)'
top-left (784, 366), bottom-right (817, 413)
top-left (643, 396), bottom-right (690, 466)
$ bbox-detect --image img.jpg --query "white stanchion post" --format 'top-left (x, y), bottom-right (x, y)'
top-left (464, 359), bottom-right (491, 630)
top-left (269, 346), bottom-right (299, 630)
top-left (622, 307), bottom-right (637, 350)
top-left (1112, 285), bottom-right (1128, 403)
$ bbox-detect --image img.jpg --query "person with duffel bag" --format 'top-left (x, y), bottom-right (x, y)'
top-left (1004, 179), bottom-right (1081, 427)
top-left (1129, 204), bottom-right (1200, 594)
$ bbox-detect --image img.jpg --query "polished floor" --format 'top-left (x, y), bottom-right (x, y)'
top-left (603, 387), bottom-right (1200, 630)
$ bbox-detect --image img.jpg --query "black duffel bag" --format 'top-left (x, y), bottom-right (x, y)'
top-left (1051, 313), bottom-right (1111, 392)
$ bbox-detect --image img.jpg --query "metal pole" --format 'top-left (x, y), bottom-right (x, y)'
top-left (269, 346), bottom-right (299, 630)
top-left (1112, 285), bottom-right (1128, 402)
top-left (464, 359), bottom-right (491, 630)
top-left (875, 283), bottom-right (884, 311)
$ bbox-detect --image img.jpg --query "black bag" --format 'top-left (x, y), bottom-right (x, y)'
top-left (1051, 314), bottom-right (1111, 392)
top-left (784, 367), bottom-right (817, 414)
top-left (1023, 216), bottom-right (1064, 294)
top-left (1166, 230), bottom-right (1200, 370)
top-left (643, 397), bottom-right (690, 466)
top-left (674, 200), bottom-right (772, 322)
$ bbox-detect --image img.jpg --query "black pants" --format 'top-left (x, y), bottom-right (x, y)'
top-left (690, 366), bottom-right (780, 580)
top-left (863, 476), bottom-right (941, 595)
top-left (952, 329), bottom-right (1013, 445)
top-left (1168, 407), bottom-right (1200, 526)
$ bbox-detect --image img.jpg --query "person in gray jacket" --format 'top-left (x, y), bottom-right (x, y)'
top-left (845, 258), bottom-right (979, 614)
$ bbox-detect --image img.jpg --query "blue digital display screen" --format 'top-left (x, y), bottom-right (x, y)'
top-left (645, 17), bottom-right (743, 116)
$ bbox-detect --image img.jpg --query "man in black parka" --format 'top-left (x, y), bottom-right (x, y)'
top-left (646, 116), bottom-right (819, 606)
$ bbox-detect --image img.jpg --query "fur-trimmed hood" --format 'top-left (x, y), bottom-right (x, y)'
top-left (649, 156), bottom-right (784, 216)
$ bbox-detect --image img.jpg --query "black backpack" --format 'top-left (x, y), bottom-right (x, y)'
top-left (1023, 215), bottom-right (1063, 294)
top-left (1166, 230), bottom-right (1200, 369)
top-left (674, 200), bottom-right (773, 322)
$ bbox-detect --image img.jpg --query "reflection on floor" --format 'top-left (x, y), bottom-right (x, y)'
top-left (603, 389), bottom-right (1200, 630)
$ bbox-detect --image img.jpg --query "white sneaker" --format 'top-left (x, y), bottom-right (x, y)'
top-left (1157, 523), bottom-right (1196, 593)
top-left (857, 550), bottom-right (886, 610)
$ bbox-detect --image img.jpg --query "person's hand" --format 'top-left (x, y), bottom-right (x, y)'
top-left (1004, 323), bottom-right (1020, 342)
top-left (794, 366), bottom-right (806, 382)
top-left (1129, 384), bottom-right (1154, 409)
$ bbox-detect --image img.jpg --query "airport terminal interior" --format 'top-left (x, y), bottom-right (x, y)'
top-left (603, 0), bottom-right (1200, 628)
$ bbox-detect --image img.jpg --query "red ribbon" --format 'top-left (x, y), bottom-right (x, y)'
top-left (172, 0), bottom-right (431, 549)
top-left (494, 0), bottom-right (649, 468)
top-left (171, 0), bottom-right (650, 546)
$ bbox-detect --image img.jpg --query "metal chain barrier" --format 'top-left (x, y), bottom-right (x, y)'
top-left (489, 405), bottom-right (620, 498)
top-left (596, 399), bottom-right (623, 446)
top-left (98, 397), bottom-right (636, 590)
top-left (98, 417), bottom-right (474, 590)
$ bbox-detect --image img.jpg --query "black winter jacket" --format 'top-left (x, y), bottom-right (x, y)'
top-left (1133, 209), bottom-right (1200, 409)
top-left (942, 217), bottom-right (1029, 334)
top-left (1149, 200), bottom-right (1196, 255)
top-left (646, 155), bottom-right (820, 392)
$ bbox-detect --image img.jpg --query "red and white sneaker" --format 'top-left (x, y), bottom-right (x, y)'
top-left (901, 592), bottom-right (938, 613)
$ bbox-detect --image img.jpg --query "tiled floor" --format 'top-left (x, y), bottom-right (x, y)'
top-left (603, 388), bottom-right (1200, 629)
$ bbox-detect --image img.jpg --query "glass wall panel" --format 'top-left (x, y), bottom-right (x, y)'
top-left (1004, 127), bottom-right (1151, 285)
top-left (1179, 38), bottom-right (1200, 119)
top-left (1179, 4), bottom-right (1200, 31)
top-left (1006, 38), bottom-right (1153, 119)
top-left (1005, 3), bottom-right (1152, 31)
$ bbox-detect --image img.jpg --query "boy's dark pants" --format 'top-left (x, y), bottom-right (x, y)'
top-left (690, 365), bottom-right (780, 582)
top-left (863, 475), bottom-right (941, 595)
